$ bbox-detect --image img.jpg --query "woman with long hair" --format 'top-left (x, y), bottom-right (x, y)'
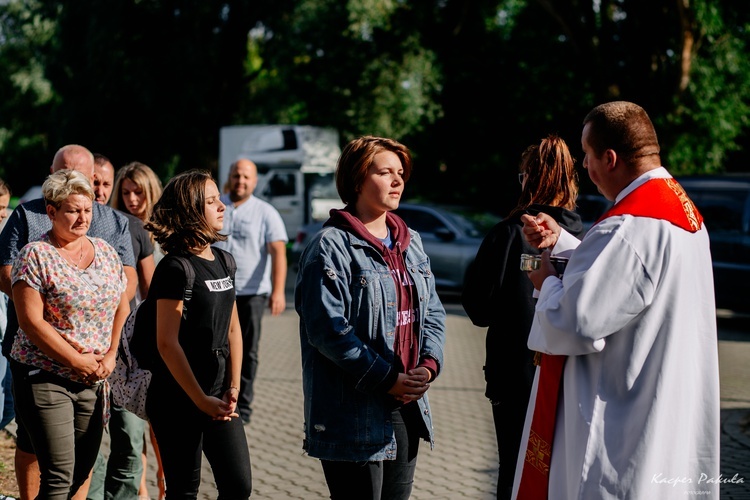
top-left (111, 161), bottom-right (164, 263)
top-left (144, 169), bottom-right (251, 498)
top-left (109, 161), bottom-right (167, 499)
top-left (462, 134), bottom-right (583, 499)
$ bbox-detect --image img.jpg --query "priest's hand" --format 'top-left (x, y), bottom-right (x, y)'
top-left (526, 249), bottom-right (558, 290)
top-left (520, 212), bottom-right (560, 249)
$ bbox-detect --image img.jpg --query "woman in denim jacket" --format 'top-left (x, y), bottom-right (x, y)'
top-left (295, 136), bottom-right (446, 500)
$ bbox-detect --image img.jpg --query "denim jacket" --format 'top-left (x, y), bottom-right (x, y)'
top-left (295, 225), bottom-right (446, 461)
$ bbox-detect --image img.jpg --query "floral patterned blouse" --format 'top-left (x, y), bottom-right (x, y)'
top-left (11, 234), bottom-right (127, 383)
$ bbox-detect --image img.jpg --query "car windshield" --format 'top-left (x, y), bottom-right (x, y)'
top-left (576, 195), bottom-right (612, 224)
top-left (683, 187), bottom-right (747, 232)
top-left (441, 210), bottom-right (486, 238)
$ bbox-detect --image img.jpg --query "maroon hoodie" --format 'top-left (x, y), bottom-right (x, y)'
top-left (325, 207), bottom-right (438, 379)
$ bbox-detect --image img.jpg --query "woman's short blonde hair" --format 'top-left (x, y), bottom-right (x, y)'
top-left (42, 170), bottom-right (94, 209)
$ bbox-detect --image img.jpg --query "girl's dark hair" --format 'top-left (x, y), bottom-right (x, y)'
top-left (510, 134), bottom-right (578, 216)
top-left (145, 169), bottom-right (226, 255)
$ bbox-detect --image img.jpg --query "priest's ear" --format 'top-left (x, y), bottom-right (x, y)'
top-left (605, 149), bottom-right (618, 171)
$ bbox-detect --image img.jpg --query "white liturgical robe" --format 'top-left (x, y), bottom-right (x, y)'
top-left (513, 168), bottom-right (720, 499)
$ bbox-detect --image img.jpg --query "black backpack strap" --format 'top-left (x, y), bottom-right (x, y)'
top-left (173, 256), bottom-right (196, 320)
top-left (214, 248), bottom-right (237, 278)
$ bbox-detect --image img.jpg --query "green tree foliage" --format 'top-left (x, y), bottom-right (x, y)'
top-left (241, 0), bottom-right (750, 212)
top-left (0, 0), bottom-right (58, 189)
top-left (45, 0), bottom-right (269, 181)
top-left (659, 2), bottom-right (750, 175)
top-left (0, 0), bottom-right (264, 187)
top-left (0, 0), bottom-right (749, 211)
top-left (239, 0), bottom-right (444, 142)
top-left (417, 0), bottom-right (750, 209)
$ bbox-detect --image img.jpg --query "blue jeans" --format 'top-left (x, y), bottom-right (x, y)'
top-left (87, 403), bottom-right (146, 500)
top-left (320, 405), bottom-right (421, 500)
top-left (0, 352), bottom-right (14, 430)
top-left (0, 291), bottom-right (16, 431)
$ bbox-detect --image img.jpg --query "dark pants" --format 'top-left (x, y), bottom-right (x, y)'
top-left (492, 400), bottom-right (528, 500)
top-left (2, 299), bottom-right (17, 358)
top-left (11, 361), bottom-right (104, 500)
top-left (88, 403), bottom-right (146, 499)
top-left (147, 386), bottom-right (252, 499)
top-left (235, 294), bottom-right (266, 422)
top-left (321, 405), bottom-right (421, 500)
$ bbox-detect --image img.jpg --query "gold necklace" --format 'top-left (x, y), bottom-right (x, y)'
top-left (51, 234), bottom-right (85, 269)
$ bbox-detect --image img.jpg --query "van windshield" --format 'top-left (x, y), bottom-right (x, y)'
top-left (308, 173), bottom-right (338, 199)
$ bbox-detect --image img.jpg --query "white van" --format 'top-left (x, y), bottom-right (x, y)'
top-left (218, 125), bottom-right (343, 239)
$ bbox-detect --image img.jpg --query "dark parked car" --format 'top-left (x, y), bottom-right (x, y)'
top-left (676, 174), bottom-right (750, 313)
top-left (576, 193), bottom-right (613, 234)
top-left (290, 203), bottom-right (499, 292)
top-left (576, 176), bottom-right (750, 313)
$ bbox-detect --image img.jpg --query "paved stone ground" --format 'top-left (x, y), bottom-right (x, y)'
top-left (716, 315), bottom-right (750, 500)
top-left (139, 311), bottom-right (498, 499)
top-left (133, 306), bottom-right (750, 499)
top-left (5, 302), bottom-right (745, 498)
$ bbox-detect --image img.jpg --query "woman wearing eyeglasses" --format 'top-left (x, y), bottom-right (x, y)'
top-left (461, 134), bottom-right (583, 499)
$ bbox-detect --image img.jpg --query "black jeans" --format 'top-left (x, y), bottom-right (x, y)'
top-left (147, 387), bottom-right (252, 499)
top-left (492, 399), bottom-right (528, 500)
top-left (321, 405), bottom-right (422, 500)
top-left (235, 294), bottom-right (266, 421)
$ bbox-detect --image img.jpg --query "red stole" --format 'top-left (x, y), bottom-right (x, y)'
top-left (516, 353), bottom-right (566, 499)
top-left (595, 177), bottom-right (703, 232)
top-left (516, 177), bottom-right (702, 499)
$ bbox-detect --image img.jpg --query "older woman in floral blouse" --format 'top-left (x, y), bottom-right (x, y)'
top-left (10, 169), bottom-right (129, 499)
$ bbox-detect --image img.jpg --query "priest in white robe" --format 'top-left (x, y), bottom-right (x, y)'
top-left (512, 101), bottom-right (720, 500)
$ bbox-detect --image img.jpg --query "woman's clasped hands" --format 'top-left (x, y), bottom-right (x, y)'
top-left (388, 366), bottom-right (432, 403)
top-left (73, 350), bottom-right (109, 383)
top-left (200, 387), bottom-right (241, 421)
